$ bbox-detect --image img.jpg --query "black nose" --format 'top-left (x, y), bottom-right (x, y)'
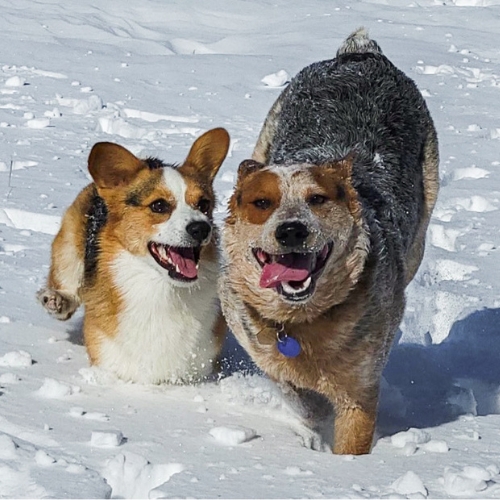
top-left (186, 221), bottom-right (211, 243)
top-left (275, 222), bottom-right (310, 248)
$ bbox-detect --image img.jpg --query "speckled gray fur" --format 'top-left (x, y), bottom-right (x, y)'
top-left (221, 29), bottom-right (439, 452)
top-left (267, 34), bottom-right (436, 262)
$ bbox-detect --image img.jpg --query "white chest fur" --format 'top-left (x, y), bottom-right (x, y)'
top-left (99, 251), bottom-right (219, 384)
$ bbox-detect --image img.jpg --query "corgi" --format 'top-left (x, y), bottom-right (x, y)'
top-left (219, 29), bottom-right (439, 454)
top-left (38, 128), bottom-right (230, 384)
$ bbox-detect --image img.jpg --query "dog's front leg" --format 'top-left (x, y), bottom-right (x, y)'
top-left (332, 399), bottom-right (377, 455)
top-left (278, 383), bottom-right (333, 452)
top-left (38, 186), bottom-right (93, 320)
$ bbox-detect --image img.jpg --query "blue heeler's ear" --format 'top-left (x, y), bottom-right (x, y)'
top-left (325, 152), bottom-right (356, 180)
top-left (237, 159), bottom-right (266, 179)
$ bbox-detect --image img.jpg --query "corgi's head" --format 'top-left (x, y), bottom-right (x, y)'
top-left (224, 157), bottom-right (370, 322)
top-left (88, 128), bottom-right (230, 286)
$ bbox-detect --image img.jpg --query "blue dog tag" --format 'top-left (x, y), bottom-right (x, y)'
top-left (277, 335), bottom-right (301, 358)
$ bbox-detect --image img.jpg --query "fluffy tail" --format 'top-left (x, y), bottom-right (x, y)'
top-left (336, 27), bottom-right (383, 57)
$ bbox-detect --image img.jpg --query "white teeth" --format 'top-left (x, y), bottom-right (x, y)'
top-left (155, 244), bottom-right (174, 265)
top-left (282, 276), bottom-right (312, 295)
top-left (195, 263), bottom-right (200, 270)
top-left (158, 245), bottom-right (168, 260)
top-left (175, 264), bottom-right (181, 273)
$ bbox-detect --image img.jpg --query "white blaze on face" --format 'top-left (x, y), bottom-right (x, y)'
top-left (153, 167), bottom-right (211, 247)
top-left (256, 165), bottom-right (322, 251)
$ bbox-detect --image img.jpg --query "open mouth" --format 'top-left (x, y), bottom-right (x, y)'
top-left (252, 243), bottom-right (333, 302)
top-left (148, 242), bottom-right (201, 282)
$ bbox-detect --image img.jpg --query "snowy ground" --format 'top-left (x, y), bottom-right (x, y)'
top-left (1, 0), bottom-right (500, 497)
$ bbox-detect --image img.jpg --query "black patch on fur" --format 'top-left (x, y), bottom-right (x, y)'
top-left (336, 185), bottom-right (346, 201)
top-left (84, 187), bottom-right (108, 285)
top-left (124, 176), bottom-right (164, 207)
top-left (145, 157), bottom-right (166, 170)
top-left (125, 193), bottom-right (141, 207)
top-left (145, 157), bottom-right (178, 171)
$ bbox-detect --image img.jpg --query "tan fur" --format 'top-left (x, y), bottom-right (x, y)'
top-left (224, 38), bottom-right (439, 456)
top-left (39, 129), bottom-right (230, 383)
top-left (224, 159), bottom-right (369, 324)
top-left (39, 185), bottom-right (93, 320)
top-left (220, 152), bottom-right (431, 454)
top-left (219, 259), bottom-right (387, 454)
top-left (251, 94), bottom-right (285, 164)
top-left (405, 129), bottom-right (440, 284)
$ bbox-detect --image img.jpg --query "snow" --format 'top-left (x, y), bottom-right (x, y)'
top-left (25, 118), bottom-right (51, 129)
top-left (4, 76), bottom-right (26, 88)
top-left (0, 350), bottom-right (32, 368)
top-left (390, 429), bottom-right (431, 449)
top-left (441, 467), bottom-right (490, 496)
top-left (0, 372), bottom-right (20, 384)
top-left (0, 435), bottom-right (17, 460)
top-left (102, 453), bottom-right (184, 499)
top-left (0, 0), bottom-right (500, 498)
top-left (209, 425), bottom-right (257, 446)
top-left (390, 471), bottom-right (428, 497)
top-left (90, 430), bottom-right (124, 448)
top-left (34, 449), bottom-right (57, 467)
top-left (37, 378), bottom-right (81, 399)
top-left (261, 70), bottom-right (291, 88)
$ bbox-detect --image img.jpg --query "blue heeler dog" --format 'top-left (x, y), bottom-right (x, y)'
top-left (220, 28), bottom-right (439, 454)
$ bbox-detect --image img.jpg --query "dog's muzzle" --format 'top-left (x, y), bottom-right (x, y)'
top-left (252, 242), bottom-right (333, 302)
top-left (275, 221), bottom-right (310, 248)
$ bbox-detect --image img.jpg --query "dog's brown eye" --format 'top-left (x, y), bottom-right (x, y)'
top-left (307, 194), bottom-right (328, 206)
top-left (197, 198), bottom-right (211, 215)
top-left (150, 199), bottom-right (171, 214)
top-left (252, 199), bottom-right (272, 210)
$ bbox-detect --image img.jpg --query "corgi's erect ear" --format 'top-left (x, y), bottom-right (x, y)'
top-left (88, 142), bottom-right (145, 189)
top-left (184, 128), bottom-right (230, 183)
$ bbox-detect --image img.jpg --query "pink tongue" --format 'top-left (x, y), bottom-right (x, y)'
top-left (168, 248), bottom-right (198, 279)
top-left (259, 254), bottom-right (311, 288)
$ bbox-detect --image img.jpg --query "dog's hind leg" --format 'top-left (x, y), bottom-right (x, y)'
top-left (405, 128), bottom-right (439, 285)
top-left (38, 185), bottom-right (93, 320)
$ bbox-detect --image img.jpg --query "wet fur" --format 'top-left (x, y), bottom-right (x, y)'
top-left (221, 28), bottom-right (439, 454)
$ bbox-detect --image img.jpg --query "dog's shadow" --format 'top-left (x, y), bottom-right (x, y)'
top-left (65, 306), bottom-right (500, 439)
top-left (379, 307), bottom-right (500, 436)
top-left (65, 315), bottom-right (85, 346)
top-left (219, 332), bottom-right (259, 376)
top-left (220, 307), bottom-right (500, 439)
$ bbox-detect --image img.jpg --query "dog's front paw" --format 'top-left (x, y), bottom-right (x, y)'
top-left (292, 423), bottom-right (330, 453)
top-left (37, 288), bottom-right (79, 321)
